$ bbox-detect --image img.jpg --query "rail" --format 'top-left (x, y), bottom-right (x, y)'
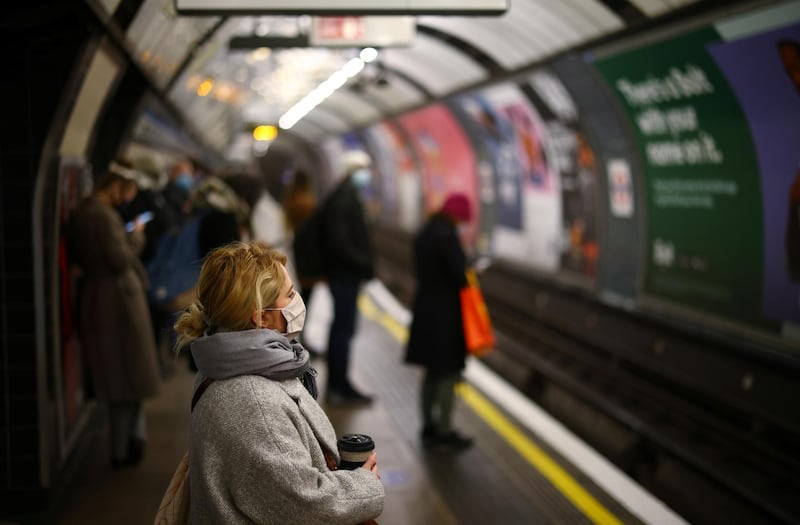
top-left (371, 224), bottom-right (800, 525)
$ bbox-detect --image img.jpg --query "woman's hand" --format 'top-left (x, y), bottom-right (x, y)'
top-left (133, 217), bottom-right (147, 233)
top-left (361, 452), bottom-right (381, 480)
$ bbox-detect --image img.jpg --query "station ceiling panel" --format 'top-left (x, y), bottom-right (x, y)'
top-left (120, 0), bottom-right (706, 154)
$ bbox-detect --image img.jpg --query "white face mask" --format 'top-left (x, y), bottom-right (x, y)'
top-left (264, 293), bottom-right (306, 340)
top-left (351, 168), bottom-right (372, 188)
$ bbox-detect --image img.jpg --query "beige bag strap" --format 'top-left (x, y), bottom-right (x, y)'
top-left (153, 378), bottom-right (215, 524)
top-left (153, 452), bottom-right (190, 524)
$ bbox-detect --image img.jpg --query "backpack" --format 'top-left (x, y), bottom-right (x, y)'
top-left (145, 212), bottom-right (205, 311)
top-left (292, 206), bottom-right (327, 282)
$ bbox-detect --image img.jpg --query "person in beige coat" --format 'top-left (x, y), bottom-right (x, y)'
top-left (173, 241), bottom-right (384, 524)
top-left (70, 161), bottom-right (161, 467)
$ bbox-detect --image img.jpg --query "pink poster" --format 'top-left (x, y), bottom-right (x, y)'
top-left (399, 104), bottom-right (479, 247)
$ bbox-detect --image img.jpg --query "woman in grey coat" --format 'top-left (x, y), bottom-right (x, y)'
top-left (70, 162), bottom-right (161, 467)
top-left (173, 241), bottom-right (384, 524)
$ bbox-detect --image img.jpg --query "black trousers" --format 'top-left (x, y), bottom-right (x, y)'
top-left (326, 279), bottom-right (360, 392)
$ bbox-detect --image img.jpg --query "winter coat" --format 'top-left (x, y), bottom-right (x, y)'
top-left (405, 213), bottom-right (468, 372)
top-left (70, 195), bottom-right (160, 401)
top-left (189, 374), bottom-right (384, 524)
top-left (322, 179), bottom-right (374, 283)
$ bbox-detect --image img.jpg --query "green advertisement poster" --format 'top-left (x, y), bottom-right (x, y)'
top-left (593, 28), bottom-right (764, 324)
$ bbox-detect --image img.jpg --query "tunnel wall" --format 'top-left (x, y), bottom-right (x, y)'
top-left (325, 1), bottom-right (800, 360)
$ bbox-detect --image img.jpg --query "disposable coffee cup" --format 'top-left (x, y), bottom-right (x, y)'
top-left (337, 433), bottom-right (375, 470)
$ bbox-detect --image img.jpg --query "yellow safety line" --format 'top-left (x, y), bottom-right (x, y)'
top-left (358, 294), bottom-right (408, 343)
top-left (358, 293), bottom-right (623, 525)
top-left (458, 383), bottom-right (623, 525)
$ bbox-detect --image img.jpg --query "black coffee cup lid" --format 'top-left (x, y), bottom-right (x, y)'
top-left (337, 433), bottom-right (374, 451)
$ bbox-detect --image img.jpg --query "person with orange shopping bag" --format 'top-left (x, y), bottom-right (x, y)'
top-left (405, 193), bottom-right (480, 450)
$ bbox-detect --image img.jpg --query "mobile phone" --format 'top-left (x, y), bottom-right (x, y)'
top-left (126, 211), bottom-right (154, 232)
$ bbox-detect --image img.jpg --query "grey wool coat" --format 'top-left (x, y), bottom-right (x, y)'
top-left (189, 374), bottom-right (385, 524)
top-left (70, 195), bottom-right (160, 401)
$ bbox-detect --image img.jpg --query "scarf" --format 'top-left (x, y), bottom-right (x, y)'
top-left (190, 329), bottom-right (318, 399)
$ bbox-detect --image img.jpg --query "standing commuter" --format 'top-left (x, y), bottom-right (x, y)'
top-left (162, 158), bottom-right (197, 224)
top-left (283, 169), bottom-right (324, 355)
top-left (178, 175), bottom-right (250, 372)
top-left (173, 242), bottom-right (384, 523)
top-left (283, 169), bottom-right (321, 304)
top-left (69, 161), bottom-right (161, 467)
top-left (405, 193), bottom-right (474, 449)
top-left (322, 151), bottom-right (376, 405)
top-left (191, 175), bottom-right (250, 257)
top-left (123, 158), bottom-right (195, 367)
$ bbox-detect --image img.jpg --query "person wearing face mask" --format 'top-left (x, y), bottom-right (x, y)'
top-left (173, 241), bottom-right (384, 524)
top-left (320, 150), bottom-right (377, 406)
top-left (404, 193), bottom-right (475, 450)
top-left (68, 161), bottom-right (162, 468)
top-left (162, 158), bottom-right (197, 224)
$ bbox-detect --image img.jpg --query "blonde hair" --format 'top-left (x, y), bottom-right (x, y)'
top-left (173, 241), bottom-right (288, 350)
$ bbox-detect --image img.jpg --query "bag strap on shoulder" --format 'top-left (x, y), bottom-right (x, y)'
top-left (191, 378), bottom-right (215, 412)
top-left (189, 377), bottom-right (378, 525)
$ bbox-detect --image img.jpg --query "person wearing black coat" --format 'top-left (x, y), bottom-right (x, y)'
top-left (405, 193), bottom-right (474, 449)
top-left (322, 150), bottom-right (376, 405)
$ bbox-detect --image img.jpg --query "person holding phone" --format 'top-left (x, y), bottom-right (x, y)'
top-left (68, 161), bottom-right (161, 468)
top-left (125, 210), bottom-right (154, 232)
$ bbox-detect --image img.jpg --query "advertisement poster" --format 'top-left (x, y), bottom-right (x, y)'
top-left (708, 20), bottom-right (800, 325)
top-left (453, 93), bottom-right (523, 230)
top-left (608, 159), bottom-right (634, 219)
top-left (363, 124), bottom-right (399, 226)
top-left (527, 70), bottom-right (600, 277)
top-left (58, 159), bottom-right (92, 444)
top-left (364, 121), bottom-right (422, 232)
top-left (593, 28), bottom-right (764, 324)
top-left (445, 95), bottom-right (497, 261)
top-left (452, 83), bottom-right (561, 271)
top-left (398, 104), bottom-right (481, 252)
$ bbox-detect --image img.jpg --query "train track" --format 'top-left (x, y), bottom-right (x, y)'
top-left (372, 225), bottom-right (800, 525)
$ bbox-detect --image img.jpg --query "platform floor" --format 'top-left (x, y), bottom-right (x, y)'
top-left (52, 283), bottom-right (658, 525)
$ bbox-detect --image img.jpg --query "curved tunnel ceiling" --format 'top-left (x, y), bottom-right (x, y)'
top-left (119, 0), bottom-right (704, 156)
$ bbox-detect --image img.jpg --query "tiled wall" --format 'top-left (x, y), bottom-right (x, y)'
top-left (0, 4), bottom-right (94, 512)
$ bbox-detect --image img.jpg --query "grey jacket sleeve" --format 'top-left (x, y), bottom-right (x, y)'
top-left (190, 376), bottom-right (384, 525)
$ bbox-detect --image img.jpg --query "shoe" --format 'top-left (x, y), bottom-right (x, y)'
top-left (420, 424), bottom-right (439, 443)
top-left (438, 430), bottom-right (473, 450)
top-left (423, 430), bottom-right (473, 450)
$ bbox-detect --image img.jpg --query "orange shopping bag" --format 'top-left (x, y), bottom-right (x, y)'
top-left (460, 270), bottom-right (495, 357)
